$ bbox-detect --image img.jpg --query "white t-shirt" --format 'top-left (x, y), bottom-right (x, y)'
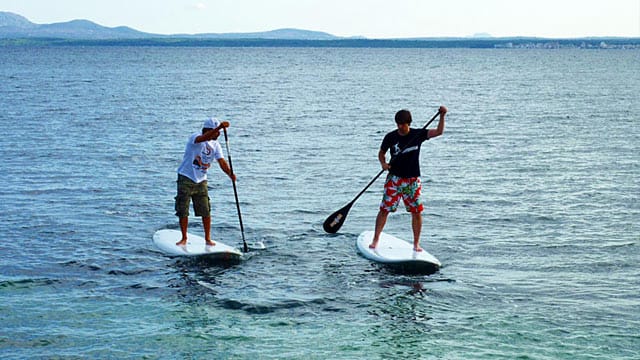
top-left (177, 133), bottom-right (224, 183)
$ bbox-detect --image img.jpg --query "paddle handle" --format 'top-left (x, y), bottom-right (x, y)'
top-left (421, 109), bottom-right (442, 130)
top-left (223, 128), bottom-right (248, 253)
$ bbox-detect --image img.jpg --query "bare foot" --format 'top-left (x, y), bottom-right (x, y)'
top-left (414, 247), bottom-right (423, 252)
top-left (176, 239), bottom-right (187, 246)
top-left (205, 241), bottom-right (216, 247)
top-left (369, 241), bottom-right (378, 249)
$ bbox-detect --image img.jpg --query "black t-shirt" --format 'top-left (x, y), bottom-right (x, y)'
top-left (380, 128), bottom-right (430, 178)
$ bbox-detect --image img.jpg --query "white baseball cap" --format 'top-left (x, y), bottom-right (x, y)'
top-left (203, 117), bottom-right (220, 130)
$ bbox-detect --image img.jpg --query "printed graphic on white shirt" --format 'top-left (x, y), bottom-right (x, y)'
top-left (192, 144), bottom-right (214, 173)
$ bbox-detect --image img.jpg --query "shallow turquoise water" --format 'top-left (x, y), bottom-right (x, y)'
top-left (1, 46), bottom-right (638, 359)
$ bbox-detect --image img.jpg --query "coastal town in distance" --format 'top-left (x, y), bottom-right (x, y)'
top-left (494, 40), bottom-right (639, 49)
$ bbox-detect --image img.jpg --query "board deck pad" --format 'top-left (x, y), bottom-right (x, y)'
top-left (357, 230), bottom-right (441, 274)
top-left (153, 229), bottom-right (242, 260)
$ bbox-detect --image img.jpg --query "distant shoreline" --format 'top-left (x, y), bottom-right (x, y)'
top-left (2, 11), bottom-right (638, 49)
top-left (2, 37), bottom-right (640, 49)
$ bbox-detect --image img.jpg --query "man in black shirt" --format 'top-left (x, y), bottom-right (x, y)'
top-left (369, 106), bottom-right (447, 252)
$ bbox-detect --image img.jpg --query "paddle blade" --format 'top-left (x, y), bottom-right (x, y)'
top-left (323, 202), bottom-right (353, 233)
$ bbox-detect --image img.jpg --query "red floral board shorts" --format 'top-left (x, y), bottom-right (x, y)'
top-left (379, 175), bottom-right (424, 213)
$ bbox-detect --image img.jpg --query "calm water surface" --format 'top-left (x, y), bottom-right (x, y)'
top-left (1, 46), bottom-right (638, 359)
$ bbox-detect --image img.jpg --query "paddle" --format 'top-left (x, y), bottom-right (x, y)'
top-left (322, 109), bottom-right (442, 234)
top-left (222, 127), bottom-right (249, 253)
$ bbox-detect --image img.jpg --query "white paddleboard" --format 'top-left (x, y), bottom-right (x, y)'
top-left (357, 230), bottom-right (441, 273)
top-left (153, 229), bottom-right (242, 260)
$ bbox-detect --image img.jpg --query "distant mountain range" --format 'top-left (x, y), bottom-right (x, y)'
top-left (2, 11), bottom-right (638, 48)
top-left (0, 11), bottom-right (341, 40)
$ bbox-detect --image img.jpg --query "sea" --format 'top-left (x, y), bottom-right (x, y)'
top-left (1, 45), bottom-right (638, 359)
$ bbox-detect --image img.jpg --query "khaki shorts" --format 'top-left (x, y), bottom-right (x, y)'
top-left (175, 175), bottom-right (211, 218)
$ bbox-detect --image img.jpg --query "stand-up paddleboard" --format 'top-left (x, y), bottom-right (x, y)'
top-left (357, 230), bottom-right (441, 274)
top-left (153, 229), bottom-right (242, 261)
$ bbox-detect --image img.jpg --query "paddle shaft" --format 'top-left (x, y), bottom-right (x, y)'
top-left (223, 128), bottom-right (248, 253)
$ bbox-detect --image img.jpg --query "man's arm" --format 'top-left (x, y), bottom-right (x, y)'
top-left (427, 106), bottom-right (447, 139)
top-left (379, 149), bottom-right (391, 171)
top-left (217, 158), bottom-right (237, 182)
top-left (195, 121), bottom-right (230, 143)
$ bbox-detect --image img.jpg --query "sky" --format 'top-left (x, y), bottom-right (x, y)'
top-left (1, 0), bottom-right (639, 38)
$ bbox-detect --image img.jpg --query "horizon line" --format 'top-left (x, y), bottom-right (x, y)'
top-left (1, 11), bottom-right (638, 41)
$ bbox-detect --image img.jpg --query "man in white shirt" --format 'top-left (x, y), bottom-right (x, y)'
top-left (175, 118), bottom-right (236, 246)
